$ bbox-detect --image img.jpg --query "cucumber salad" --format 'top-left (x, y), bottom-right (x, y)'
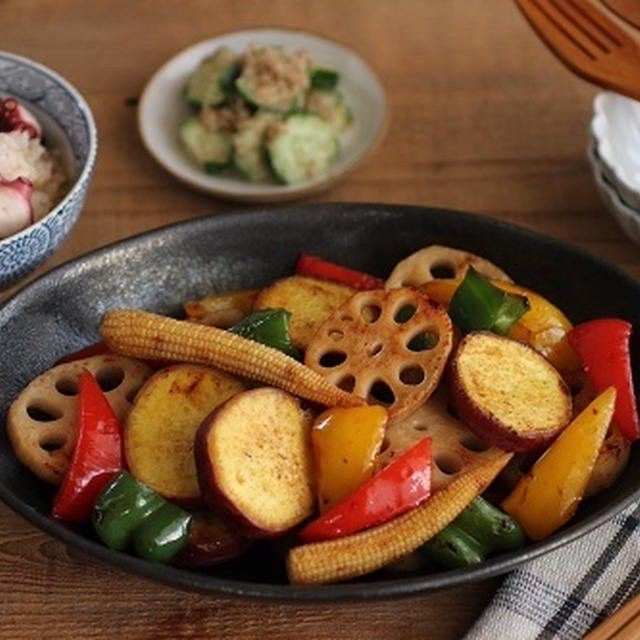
top-left (179, 43), bottom-right (353, 185)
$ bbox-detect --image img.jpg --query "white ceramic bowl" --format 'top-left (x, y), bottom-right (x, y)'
top-left (590, 92), bottom-right (640, 211)
top-left (0, 51), bottom-right (98, 290)
top-left (138, 28), bottom-right (387, 202)
top-left (587, 141), bottom-right (640, 246)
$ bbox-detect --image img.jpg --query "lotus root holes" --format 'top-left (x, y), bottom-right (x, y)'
top-left (394, 304), bottom-right (416, 323)
top-left (368, 380), bottom-right (395, 406)
top-left (458, 434), bottom-right (490, 452)
top-left (406, 329), bottom-right (439, 352)
top-left (360, 303), bottom-right (382, 323)
top-left (318, 350), bottom-right (347, 368)
top-left (39, 435), bottom-right (67, 452)
top-left (95, 363), bottom-right (125, 392)
top-left (398, 365), bottom-right (425, 386)
top-left (55, 376), bottom-right (78, 396)
top-left (336, 375), bottom-right (355, 393)
top-left (430, 261), bottom-right (456, 279)
top-left (26, 403), bottom-right (63, 422)
top-left (434, 452), bottom-right (463, 475)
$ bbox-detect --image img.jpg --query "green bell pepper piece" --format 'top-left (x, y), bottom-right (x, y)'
top-left (229, 308), bottom-right (300, 359)
top-left (453, 494), bottom-right (526, 552)
top-left (133, 502), bottom-right (192, 563)
top-left (448, 267), bottom-right (530, 335)
top-left (420, 496), bottom-right (525, 569)
top-left (92, 471), bottom-right (191, 563)
top-left (422, 522), bottom-right (486, 569)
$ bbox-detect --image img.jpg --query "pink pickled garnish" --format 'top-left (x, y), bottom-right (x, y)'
top-left (0, 176), bottom-right (34, 238)
top-left (0, 97), bottom-right (41, 139)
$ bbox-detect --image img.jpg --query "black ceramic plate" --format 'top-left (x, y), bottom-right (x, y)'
top-left (1, 203), bottom-right (639, 600)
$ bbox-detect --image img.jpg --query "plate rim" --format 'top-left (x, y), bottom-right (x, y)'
top-left (2, 202), bottom-right (640, 601)
top-left (137, 28), bottom-right (389, 202)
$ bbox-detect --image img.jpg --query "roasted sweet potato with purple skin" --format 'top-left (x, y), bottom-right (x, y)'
top-left (172, 512), bottom-right (252, 567)
top-left (124, 364), bottom-right (245, 507)
top-left (195, 387), bottom-right (315, 538)
top-left (448, 331), bottom-right (572, 452)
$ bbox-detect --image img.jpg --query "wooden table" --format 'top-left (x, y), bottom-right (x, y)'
top-left (2, 1), bottom-right (638, 638)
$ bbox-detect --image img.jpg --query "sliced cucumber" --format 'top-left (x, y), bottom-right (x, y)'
top-left (235, 45), bottom-right (310, 113)
top-left (186, 47), bottom-right (239, 108)
top-left (179, 116), bottom-right (233, 172)
top-left (310, 67), bottom-right (340, 91)
top-left (266, 113), bottom-right (338, 184)
top-left (233, 111), bottom-right (280, 182)
top-left (305, 89), bottom-right (353, 132)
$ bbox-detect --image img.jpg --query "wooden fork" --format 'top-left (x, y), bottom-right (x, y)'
top-left (515, 0), bottom-right (640, 101)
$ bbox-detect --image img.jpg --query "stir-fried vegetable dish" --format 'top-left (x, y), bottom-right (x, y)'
top-left (6, 245), bottom-right (638, 584)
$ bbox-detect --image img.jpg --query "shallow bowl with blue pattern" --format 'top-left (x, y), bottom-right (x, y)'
top-left (0, 51), bottom-right (97, 290)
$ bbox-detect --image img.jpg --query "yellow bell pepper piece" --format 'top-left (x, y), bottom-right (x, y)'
top-left (422, 278), bottom-right (580, 373)
top-left (420, 279), bottom-right (459, 307)
top-left (500, 386), bottom-right (616, 540)
top-left (312, 405), bottom-right (387, 513)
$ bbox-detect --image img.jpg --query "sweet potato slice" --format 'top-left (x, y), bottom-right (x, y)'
top-left (252, 275), bottom-right (355, 350)
top-left (448, 331), bottom-right (572, 452)
top-left (195, 387), bottom-right (315, 537)
top-left (125, 364), bottom-right (245, 505)
top-left (183, 288), bottom-right (259, 328)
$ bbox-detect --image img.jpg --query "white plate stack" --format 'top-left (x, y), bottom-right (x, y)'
top-left (590, 92), bottom-right (640, 246)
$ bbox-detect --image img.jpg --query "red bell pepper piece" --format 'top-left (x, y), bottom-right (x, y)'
top-left (298, 436), bottom-right (431, 542)
top-left (567, 318), bottom-right (639, 441)
top-left (52, 369), bottom-right (123, 521)
top-left (294, 254), bottom-right (385, 290)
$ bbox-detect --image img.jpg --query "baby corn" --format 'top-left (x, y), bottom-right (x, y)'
top-left (286, 451), bottom-right (512, 584)
top-left (100, 309), bottom-right (363, 408)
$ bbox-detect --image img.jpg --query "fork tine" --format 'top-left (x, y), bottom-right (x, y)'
top-left (521, 0), bottom-right (638, 55)
top-left (560, 0), bottom-right (634, 47)
top-left (517, 0), bottom-right (601, 61)
top-left (517, 0), bottom-right (640, 101)
top-left (549, 0), bottom-right (619, 53)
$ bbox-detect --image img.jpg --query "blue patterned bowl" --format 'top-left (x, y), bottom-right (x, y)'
top-left (0, 51), bottom-right (97, 290)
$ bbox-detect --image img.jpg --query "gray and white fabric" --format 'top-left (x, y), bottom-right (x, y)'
top-left (465, 502), bottom-right (640, 639)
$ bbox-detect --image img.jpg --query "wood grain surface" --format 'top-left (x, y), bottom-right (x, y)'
top-left (1, 1), bottom-right (639, 638)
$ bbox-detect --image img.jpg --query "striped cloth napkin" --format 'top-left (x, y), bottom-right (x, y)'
top-left (465, 502), bottom-right (640, 639)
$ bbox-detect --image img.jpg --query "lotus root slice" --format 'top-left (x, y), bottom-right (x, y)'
top-left (7, 353), bottom-right (153, 484)
top-left (377, 387), bottom-right (504, 491)
top-left (304, 287), bottom-right (453, 420)
top-left (385, 245), bottom-right (512, 289)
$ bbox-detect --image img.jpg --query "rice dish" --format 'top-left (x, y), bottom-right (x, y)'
top-left (0, 129), bottom-right (66, 221)
top-left (0, 96), bottom-right (67, 240)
